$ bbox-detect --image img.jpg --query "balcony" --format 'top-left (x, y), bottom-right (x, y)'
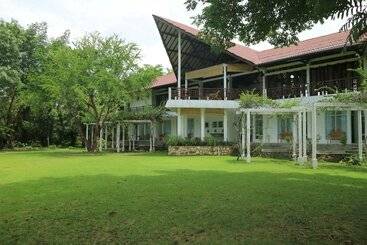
top-left (168, 77), bottom-right (361, 101)
top-left (169, 87), bottom-right (262, 100)
top-left (267, 77), bottom-right (360, 99)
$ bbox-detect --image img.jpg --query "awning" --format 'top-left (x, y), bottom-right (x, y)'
top-left (185, 63), bottom-right (253, 80)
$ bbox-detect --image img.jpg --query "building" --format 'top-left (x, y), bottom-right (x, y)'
top-left (131, 15), bottom-right (366, 163)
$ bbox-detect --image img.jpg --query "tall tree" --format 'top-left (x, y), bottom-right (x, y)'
top-left (37, 32), bottom-right (162, 151)
top-left (185, 0), bottom-right (366, 49)
top-left (0, 20), bottom-right (47, 148)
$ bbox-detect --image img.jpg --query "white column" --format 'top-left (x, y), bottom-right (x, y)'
top-left (91, 125), bottom-right (94, 148)
top-left (177, 108), bottom-right (182, 136)
top-left (306, 64), bottom-right (310, 96)
top-left (122, 125), bottom-right (125, 152)
top-left (302, 110), bottom-right (307, 161)
top-left (241, 113), bottom-right (245, 158)
top-left (357, 110), bottom-right (363, 161)
top-left (311, 107), bottom-right (318, 168)
top-left (104, 124), bottom-right (108, 150)
top-left (200, 108), bottom-right (205, 141)
top-left (223, 109), bottom-right (228, 142)
top-left (246, 110), bottom-right (251, 163)
top-left (292, 113), bottom-right (297, 160)
top-left (116, 123), bottom-right (120, 152)
top-left (85, 124), bottom-right (89, 151)
top-left (364, 110), bottom-right (367, 151)
top-left (152, 122), bottom-right (156, 152)
top-left (177, 31), bottom-right (182, 99)
top-left (298, 111), bottom-right (303, 163)
top-left (99, 126), bottom-right (103, 152)
top-left (347, 111), bottom-right (352, 144)
top-left (168, 87), bottom-right (172, 100)
top-left (223, 64), bottom-right (227, 100)
top-left (111, 126), bottom-right (115, 149)
top-left (252, 115), bottom-right (256, 143)
top-left (262, 75), bottom-right (267, 97)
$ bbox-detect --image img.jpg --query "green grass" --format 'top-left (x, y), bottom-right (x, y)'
top-left (0, 149), bottom-right (366, 244)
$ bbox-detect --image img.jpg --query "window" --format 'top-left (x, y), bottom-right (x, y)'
top-left (325, 111), bottom-right (347, 140)
top-left (278, 116), bottom-right (293, 141)
top-left (254, 115), bottom-right (263, 140)
top-left (163, 120), bottom-right (171, 135)
top-left (187, 118), bottom-right (195, 138)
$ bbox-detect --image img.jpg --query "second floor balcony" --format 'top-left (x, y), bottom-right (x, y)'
top-left (168, 77), bottom-right (361, 101)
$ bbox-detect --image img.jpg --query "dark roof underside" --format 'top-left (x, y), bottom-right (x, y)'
top-left (153, 15), bottom-right (244, 81)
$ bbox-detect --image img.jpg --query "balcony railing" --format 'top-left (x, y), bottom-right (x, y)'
top-left (266, 77), bottom-right (360, 100)
top-left (169, 87), bottom-right (262, 100)
top-left (168, 77), bottom-right (361, 101)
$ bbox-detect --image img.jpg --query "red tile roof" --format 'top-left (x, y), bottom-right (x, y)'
top-left (158, 16), bottom-right (356, 65)
top-left (258, 31), bottom-right (350, 64)
top-left (151, 72), bottom-right (176, 88)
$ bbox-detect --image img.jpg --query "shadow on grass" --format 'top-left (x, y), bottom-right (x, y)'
top-left (0, 168), bottom-right (366, 244)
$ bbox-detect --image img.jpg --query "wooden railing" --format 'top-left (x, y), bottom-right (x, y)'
top-left (168, 77), bottom-right (361, 101)
top-left (266, 77), bottom-right (360, 100)
top-left (170, 87), bottom-right (262, 100)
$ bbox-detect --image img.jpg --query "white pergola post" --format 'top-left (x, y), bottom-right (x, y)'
top-left (149, 122), bottom-right (153, 152)
top-left (91, 125), bottom-right (94, 149)
top-left (111, 126), bottom-right (115, 149)
top-left (252, 115), bottom-right (256, 142)
top-left (177, 108), bottom-right (182, 136)
top-left (357, 110), bottom-right (363, 161)
top-left (122, 125), bottom-right (125, 152)
top-left (241, 113), bottom-right (245, 158)
top-left (200, 108), bottom-right (205, 141)
top-left (152, 122), bottom-right (156, 152)
top-left (177, 31), bottom-right (182, 99)
top-left (116, 123), bottom-right (120, 152)
top-left (292, 113), bottom-right (297, 160)
top-left (85, 124), bottom-right (89, 151)
top-left (311, 107), bottom-right (318, 168)
top-left (104, 124), bottom-right (108, 150)
top-left (302, 110), bottom-right (307, 161)
top-left (298, 111), bottom-right (303, 163)
top-left (364, 110), bottom-right (367, 153)
top-left (223, 64), bottom-right (227, 100)
top-left (99, 126), bottom-right (103, 152)
top-left (223, 109), bottom-right (228, 142)
top-left (246, 110), bottom-right (251, 163)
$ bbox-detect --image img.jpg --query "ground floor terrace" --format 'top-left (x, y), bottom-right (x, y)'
top-left (0, 149), bottom-right (366, 244)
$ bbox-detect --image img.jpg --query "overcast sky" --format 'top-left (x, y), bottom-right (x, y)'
top-left (0, 0), bottom-right (347, 69)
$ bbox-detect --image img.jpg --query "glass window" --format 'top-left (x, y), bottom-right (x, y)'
top-left (255, 115), bottom-right (263, 139)
top-left (325, 111), bottom-right (347, 140)
top-left (163, 120), bottom-right (171, 135)
top-left (278, 116), bottom-right (293, 141)
top-left (187, 118), bottom-right (195, 138)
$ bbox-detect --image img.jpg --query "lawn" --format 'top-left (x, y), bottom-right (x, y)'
top-left (0, 150), bottom-right (366, 244)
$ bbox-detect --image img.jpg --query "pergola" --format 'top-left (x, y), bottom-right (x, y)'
top-left (84, 120), bottom-right (156, 153)
top-left (238, 102), bottom-right (367, 168)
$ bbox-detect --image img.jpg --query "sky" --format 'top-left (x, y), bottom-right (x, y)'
top-left (0, 0), bottom-right (347, 69)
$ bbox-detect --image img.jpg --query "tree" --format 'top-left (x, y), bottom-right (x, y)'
top-left (0, 20), bottom-right (48, 148)
top-left (37, 32), bottom-right (162, 152)
top-left (185, 0), bottom-right (366, 49)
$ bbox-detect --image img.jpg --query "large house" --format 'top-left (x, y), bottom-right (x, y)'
top-left (130, 15), bottom-right (366, 164)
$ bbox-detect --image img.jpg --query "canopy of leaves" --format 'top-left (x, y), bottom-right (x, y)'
top-left (185, 0), bottom-right (366, 49)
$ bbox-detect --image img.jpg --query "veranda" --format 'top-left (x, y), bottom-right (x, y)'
top-left (238, 102), bottom-right (367, 168)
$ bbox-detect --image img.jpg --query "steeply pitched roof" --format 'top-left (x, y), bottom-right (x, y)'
top-left (151, 72), bottom-right (176, 88)
top-left (157, 16), bottom-right (357, 65)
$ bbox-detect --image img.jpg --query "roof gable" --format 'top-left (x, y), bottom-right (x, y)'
top-left (154, 15), bottom-right (357, 66)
